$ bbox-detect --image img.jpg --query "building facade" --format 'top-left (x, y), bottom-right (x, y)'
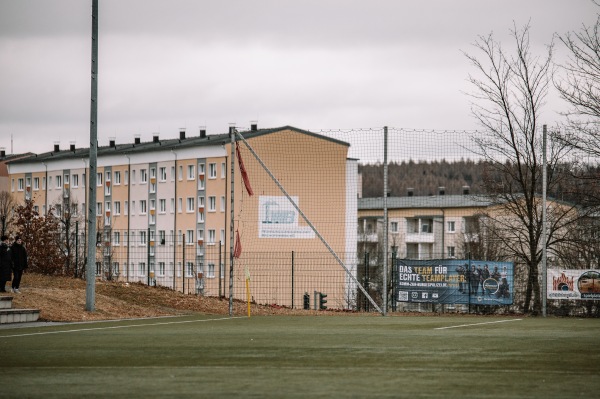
top-left (8, 126), bottom-right (358, 309)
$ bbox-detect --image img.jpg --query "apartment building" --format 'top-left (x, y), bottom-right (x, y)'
top-left (8, 125), bottom-right (357, 308)
top-left (358, 193), bottom-right (493, 260)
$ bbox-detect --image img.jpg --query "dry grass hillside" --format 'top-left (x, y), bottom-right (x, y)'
top-left (4, 273), bottom-right (321, 322)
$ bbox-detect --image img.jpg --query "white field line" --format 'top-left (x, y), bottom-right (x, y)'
top-left (0, 316), bottom-right (246, 338)
top-left (434, 318), bottom-right (523, 330)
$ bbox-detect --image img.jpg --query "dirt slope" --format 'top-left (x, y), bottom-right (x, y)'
top-left (5, 273), bottom-right (317, 322)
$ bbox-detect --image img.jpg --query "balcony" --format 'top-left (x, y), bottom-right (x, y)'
top-left (405, 232), bottom-right (434, 243)
top-left (358, 233), bottom-right (379, 243)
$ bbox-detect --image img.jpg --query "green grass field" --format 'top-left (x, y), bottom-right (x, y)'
top-left (0, 315), bottom-right (598, 398)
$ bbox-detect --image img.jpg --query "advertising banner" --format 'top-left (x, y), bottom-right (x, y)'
top-left (395, 259), bottom-right (513, 305)
top-left (547, 269), bottom-right (600, 300)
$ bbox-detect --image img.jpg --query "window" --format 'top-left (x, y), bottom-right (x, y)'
top-left (96, 202), bottom-right (102, 216)
top-left (186, 197), bottom-right (195, 213)
top-left (124, 170), bottom-right (129, 185)
top-left (198, 229), bottom-right (204, 242)
top-left (447, 246), bottom-right (456, 258)
top-left (187, 165), bottom-right (195, 180)
top-left (178, 165), bottom-right (183, 181)
top-left (208, 229), bottom-right (216, 244)
top-left (159, 199), bottom-right (166, 213)
top-left (208, 196), bottom-right (216, 212)
top-left (447, 221), bottom-right (456, 233)
top-left (33, 177), bottom-right (40, 190)
top-left (390, 221), bottom-right (399, 233)
top-left (113, 262), bottom-right (120, 276)
top-left (114, 231), bottom-right (120, 246)
top-left (139, 262), bottom-right (146, 276)
top-left (421, 221), bottom-right (432, 233)
top-left (56, 175), bottom-right (62, 188)
top-left (198, 163), bottom-right (205, 176)
top-left (220, 196), bottom-right (226, 212)
top-left (221, 162), bottom-right (226, 178)
top-left (220, 263), bottom-right (225, 279)
top-left (207, 263), bottom-right (215, 278)
top-left (158, 262), bottom-right (166, 276)
top-left (185, 262), bottom-right (194, 277)
top-left (170, 166), bottom-right (175, 181)
top-left (124, 201), bottom-right (128, 216)
top-left (159, 230), bottom-right (166, 245)
top-left (131, 201), bottom-right (136, 214)
top-left (177, 198), bottom-right (182, 213)
top-left (26, 177), bottom-right (31, 189)
top-left (209, 163), bottom-right (217, 178)
top-left (42, 177), bottom-right (46, 189)
top-left (140, 169), bottom-right (148, 184)
top-left (72, 174), bottom-right (78, 187)
top-left (159, 167), bottom-right (167, 182)
top-left (131, 170), bottom-right (136, 184)
top-left (140, 200), bottom-right (147, 215)
top-left (105, 171), bottom-right (111, 184)
top-left (170, 198), bottom-right (175, 213)
top-left (114, 171), bottom-right (121, 185)
top-left (114, 201), bottom-right (121, 215)
top-left (96, 172), bottom-right (102, 186)
top-left (139, 231), bottom-right (147, 246)
top-left (186, 230), bottom-right (194, 244)
top-left (220, 229), bottom-right (225, 244)
top-left (49, 176), bottom-right (53, 189)
top-left (17, 178), bottom-right (24, 191)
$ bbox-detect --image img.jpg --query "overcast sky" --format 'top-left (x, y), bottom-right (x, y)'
top-left (0, 0), bottom-right (597, 155)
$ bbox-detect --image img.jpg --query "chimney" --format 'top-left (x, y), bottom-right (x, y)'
top-left (250, 121), bottom-right (258, 131)
top-left (463, 186), bottom-right (470, 195)
top-left (407, 188), bottom-right (414, 197)
top-left (229, 123), bottom-right (236, 134)
top-left (109, 137), bottom-right (116, 148)
top-left (70, 142), bottom-right (76, 151)
top-left (199, 126), bottom-right (206, 138)
top-left (134, 134), bottom-right (141, 145)
top-left (54, 142), bottom-right (60, 152)
top-left (0, 148), bottom-right (5, 158)
top-left (179, 129), bottom-right (186, 140)
top-left (439, 186), bottom-right (445, 196)
top-left (153, 133), bottom-right (159, 143)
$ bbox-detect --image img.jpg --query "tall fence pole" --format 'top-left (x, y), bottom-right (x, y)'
top-left (86, 0), bottom-right (98, 312)
top-left (542, 125), bottom-right (548, 317)
top-left (228, 127), bottom-right (236, 316)
top-left (383, 126), bottom-right (389, 315)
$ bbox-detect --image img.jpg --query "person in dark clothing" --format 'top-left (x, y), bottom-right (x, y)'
top-left (0, 235), bottom-right (12, 293)
top-left (469, 265), bottom-right (479, 296)
top-left (10, 236), bottom-right (27, 293)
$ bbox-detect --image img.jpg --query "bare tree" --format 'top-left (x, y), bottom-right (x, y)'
top-left (463, 24), bottom-right (594, 315)
top-left (0, 191), bottom-right (14, 237)
top-left (555, 8), bottom-right (600, 152)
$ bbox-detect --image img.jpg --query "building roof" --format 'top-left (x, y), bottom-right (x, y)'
top-left (7, 125), bottom-right (350, 165)
top-left (358, 195), bottom-right (494, 210)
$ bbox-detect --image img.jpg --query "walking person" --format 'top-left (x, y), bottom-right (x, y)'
top-left (0, 235), bottom-right (12, 293)
top-left (10, 235), bottom-right (27, 293)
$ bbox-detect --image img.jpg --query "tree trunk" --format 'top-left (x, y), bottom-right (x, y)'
top-left (524, 266), bottom-right (533, 313)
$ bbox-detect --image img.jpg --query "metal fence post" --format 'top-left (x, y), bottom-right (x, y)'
top-left (291, 251), bottom-right (295, 309)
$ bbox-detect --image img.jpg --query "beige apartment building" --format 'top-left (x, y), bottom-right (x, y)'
top-left (358, 194), bottom-right (494, 260)
top-left (7, 126), bottom-right (358, 309)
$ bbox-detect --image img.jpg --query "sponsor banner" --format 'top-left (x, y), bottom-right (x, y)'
top-left (258, 196), bottom-right (315, 239)
top-left (395, 259), bottom-right (513, 305)
top-left (547, 269), bottom-right (600, 300)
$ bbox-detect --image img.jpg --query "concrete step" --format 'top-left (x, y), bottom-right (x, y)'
top-left (0, 296), bottom-right (13, 309)
top-left (0, 309), bottom-right (40, 324)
